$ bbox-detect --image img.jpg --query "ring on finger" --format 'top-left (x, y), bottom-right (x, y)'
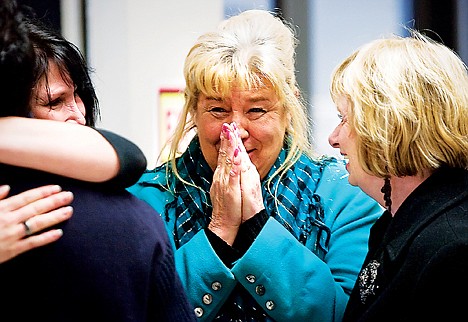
top-left (23, 221), bottom-right (33, 236)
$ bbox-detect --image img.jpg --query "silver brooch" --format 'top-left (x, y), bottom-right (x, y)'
top-left (358, 260), bottom-right (381, 304)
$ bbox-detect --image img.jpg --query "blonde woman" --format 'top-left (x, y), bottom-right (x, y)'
top-left (329, 31), bottom-right (468, 321)
top-left (129, 10), bottom-right (383, 321)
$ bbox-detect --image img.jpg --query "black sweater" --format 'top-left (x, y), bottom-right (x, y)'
top-left (0, 164), bottom-right (196, 321)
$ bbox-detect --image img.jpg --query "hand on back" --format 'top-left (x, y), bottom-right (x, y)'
top-left (0, 184), bottom-right (73, 263)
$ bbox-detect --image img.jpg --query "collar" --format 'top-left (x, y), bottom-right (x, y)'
top-left (383, 167), bottom-right (468, 261)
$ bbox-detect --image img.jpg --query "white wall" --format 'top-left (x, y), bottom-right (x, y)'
top-left (84, 0), bottom-right (410, 167)
top-left (87, 0), bottom-right (223, 168)
top-left (310, 0), bottom-right (410, 158)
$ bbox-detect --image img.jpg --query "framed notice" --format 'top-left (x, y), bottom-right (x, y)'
top-left (158, 88), bottom-right (186, 163)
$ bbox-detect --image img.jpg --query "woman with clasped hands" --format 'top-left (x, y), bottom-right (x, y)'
top-left (328, 31), bottom-right (468, 321)
top-left (129, 10), bottom-right (383, 321)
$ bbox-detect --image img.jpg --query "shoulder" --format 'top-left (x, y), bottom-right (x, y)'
top-left (318, 156), bottom-right (349, 180)
top-left (127, 163), bottom-right (175, 211)
top-left (287, 154), bottom-right (344, 181)
top-left (308, 156), bottom-right (382, 219)
top-left (137, 163), bottom-right (170, 185)
top-left (70, 187), bottom-right (168, 243)
top-left (298, 155), bottom-right (350, 187)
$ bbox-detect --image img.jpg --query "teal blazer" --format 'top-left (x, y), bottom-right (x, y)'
top-left (129, 154), bottom-right (383, 322)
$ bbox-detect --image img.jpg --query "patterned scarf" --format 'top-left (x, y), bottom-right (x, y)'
top-left (163, 137), bottom-right (332, 258)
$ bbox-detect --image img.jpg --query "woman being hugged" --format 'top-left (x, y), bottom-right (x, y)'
top-left (130, 10), bottom-right (382, 321)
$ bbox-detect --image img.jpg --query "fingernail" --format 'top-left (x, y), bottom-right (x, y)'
top-left (222, 124), bottom-right (231, 140)
top-left (234, 148), bottom-right (239, 157)
top-left (51, 185), bottom-right (62, 192)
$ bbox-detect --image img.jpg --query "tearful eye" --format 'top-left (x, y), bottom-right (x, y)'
top-left (249, 107), bottom-right (266, 113)
top-left (337, 113), bottom-right (348, 124)
top-left (46, 99), bottom-right (63, 110)
top-left (209, 107), bottom-right (226, 113)
top-left (208, 107), bottom-right (229, 119)
top-left (247, 107), bottom-right (267, 120)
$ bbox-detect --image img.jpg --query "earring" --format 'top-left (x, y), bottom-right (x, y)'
top-left (380, 177), bottom-right (392, 214)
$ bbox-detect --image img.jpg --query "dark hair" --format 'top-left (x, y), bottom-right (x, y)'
top-left (0, 0), bottom-right (35, 117)
top-left (26, 19), bottom-right (100, 126)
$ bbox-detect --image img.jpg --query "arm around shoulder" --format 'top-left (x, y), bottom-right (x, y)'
top-left (0, 117), bottom-right (146, 187)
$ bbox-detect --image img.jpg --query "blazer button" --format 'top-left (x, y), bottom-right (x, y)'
top-left (265, 300), bottom-right (275, 311)
top-left (245, 274), bottom-right (256, 283)
top-left (211, 281), bottom-right (222, 291)
top-left (202, 293), bottom-right (213, 305)
top-left (255, 285), bottom-right (265, 296)
top-left (194, 307), bottom-right (204, 318)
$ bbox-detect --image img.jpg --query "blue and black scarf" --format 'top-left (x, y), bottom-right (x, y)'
top-left (163, 137), bottom-right (332, 259)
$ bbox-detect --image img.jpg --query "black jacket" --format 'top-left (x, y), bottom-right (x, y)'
top-left (343, 167), bottom-right (468, 322)
top-left (0, 164), bottom-right (196, 322)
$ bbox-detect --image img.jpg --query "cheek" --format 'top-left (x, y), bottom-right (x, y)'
top-left (76, 96), bottom-right (86, 115)
top-left (256, 118), bottom-right (286, 145)
top-left (197, 120), bottom-right (223, 170)
top-left (197, 117), bottom-right (222, 144)
top-left (249, 119), bottom-right (286, 170)
top-left (30, 106), bottom-right (50, 120)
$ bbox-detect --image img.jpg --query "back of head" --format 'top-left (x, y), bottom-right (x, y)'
top-left (26, 19), bottom-right (100, 126)
top-left (0, 0), bottom-right (34, 117)
top-left (331, 30), bottom-right (468, 177)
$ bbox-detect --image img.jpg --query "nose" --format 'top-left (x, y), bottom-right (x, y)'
top-left (328, 126), bottom-right (340, 148)
top-left (231, 114), bottom-right (249, 139)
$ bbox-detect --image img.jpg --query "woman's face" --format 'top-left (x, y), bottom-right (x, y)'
top-left (30, 60), bottom-right (86, 125)
top-left (328, 96), bottom-right (377, 191)
top-left (194, 83), bottom-right (289, 179)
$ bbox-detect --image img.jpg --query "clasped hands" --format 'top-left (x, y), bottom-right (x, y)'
top-left (208, 122), bottom-right (264, 245)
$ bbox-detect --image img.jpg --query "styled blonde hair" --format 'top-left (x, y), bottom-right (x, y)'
top-left (330, 30), bottom-right (468, 177)
top-left (166, 9), bottom-right (314, 185)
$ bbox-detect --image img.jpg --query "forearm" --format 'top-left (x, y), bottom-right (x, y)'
top-left (0, 117), bottom-right (129, 183)
top-left (175, 231), bottom-right (237, 321)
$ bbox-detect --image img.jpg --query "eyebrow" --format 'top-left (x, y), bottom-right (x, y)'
top-left (248, 96), bottom-right (270, 103)
top-left (204, 95), bottom-right (271, 103)
top-left (205, 96), bottom-right (223, 102)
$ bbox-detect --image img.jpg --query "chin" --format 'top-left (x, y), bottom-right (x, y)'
top-left (347, 175), bottom-right (358, 186)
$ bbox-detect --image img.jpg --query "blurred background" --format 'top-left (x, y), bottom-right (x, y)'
top-left (18, 0), bottom-right (468, 168)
